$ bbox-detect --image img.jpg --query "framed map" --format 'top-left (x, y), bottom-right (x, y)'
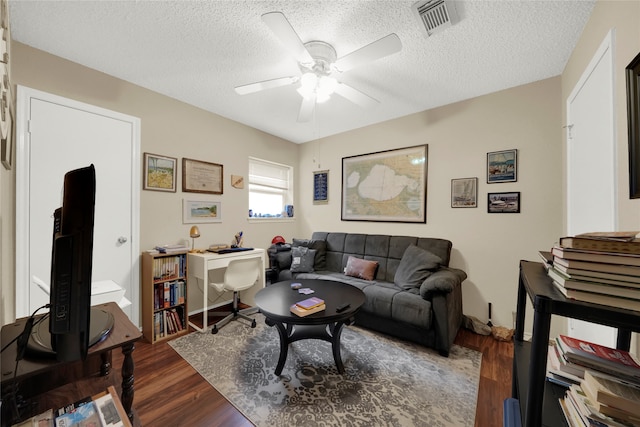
top-left (341, 145), bottom-right (428, 223)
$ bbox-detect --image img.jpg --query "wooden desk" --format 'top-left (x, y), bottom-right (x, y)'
top-left (1, 302), bottom-right (142, 426)
top-left (187, 249), bottom-right (266, 332)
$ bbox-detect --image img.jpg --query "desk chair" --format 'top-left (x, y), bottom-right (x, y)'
top-left (209, 257), bottom-right (261, 334)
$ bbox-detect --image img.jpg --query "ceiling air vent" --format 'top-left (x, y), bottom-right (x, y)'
top-left (412, 0), bottom-right (459, 37)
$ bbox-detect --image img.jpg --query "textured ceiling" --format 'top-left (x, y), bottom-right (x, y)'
top-left (9, 0), bottom-right (595, 144)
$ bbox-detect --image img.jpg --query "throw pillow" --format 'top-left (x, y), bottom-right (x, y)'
top-left (291, 246), bottom-right (317, 273)
top-left (344, 256), bottom-right (378, 281)
top-left (394, 245), bottom-right (443, 290)
top-left (292, 238), bottom-right (327, 270)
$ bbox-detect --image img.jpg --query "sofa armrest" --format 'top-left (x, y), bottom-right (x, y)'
top-left (424, 267), bottom-right (466, 356)
top-left (419, 267), bottom-right (467, 297)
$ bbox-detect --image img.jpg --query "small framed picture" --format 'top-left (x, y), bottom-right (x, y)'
top-left (488, 192), bottom-right (520, 213)
top-left (313, 170), bottom-right (329, 204)
top-left (487, 149), bottom-right (517, 183)
top-left (451, 177), bottom-right (477, 208)
top-left (143, 153), bottom-right (177, 192)
top-left (183, 199), bottom-right (222, 223)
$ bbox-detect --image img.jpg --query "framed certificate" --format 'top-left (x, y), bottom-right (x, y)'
top-left (182, 158), bottom-right (223, 194)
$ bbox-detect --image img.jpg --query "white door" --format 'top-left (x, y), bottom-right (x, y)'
top-left (16, 86), bottom-right (141, 325)
top-left (566, 30), bottom-right (616, 347)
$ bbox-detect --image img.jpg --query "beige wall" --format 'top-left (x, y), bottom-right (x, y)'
top-left (2, 42), bottom-right (299, 325)
top-left (2, 0), bottom-right (639, 338)
top-left (298, 78), bottom-right (564, 329)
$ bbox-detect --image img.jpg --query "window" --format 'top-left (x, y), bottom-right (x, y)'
top-left (248, 157), bottom-right (293, 218)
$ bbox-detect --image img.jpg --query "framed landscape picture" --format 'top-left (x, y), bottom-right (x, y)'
top-left (143, 152), bottom-right (177, 192)
top-left (342, 145), bottom-right (427, 223)
top-left (451, 177), bottom-right (477, 208)
top-left (488, 191), bottom-right (520, 213)
top-left (487, 149), bottom-right (517, 183)
top-left (183, 199), bottom-right (222, 223)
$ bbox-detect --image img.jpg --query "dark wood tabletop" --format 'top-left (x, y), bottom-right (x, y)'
top-left (255, 279), bottom-right (365, 324)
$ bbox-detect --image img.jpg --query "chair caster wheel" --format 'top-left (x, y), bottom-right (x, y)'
top-left (251, 319), bottom-right (257, 328)
top-left (211, 326), bottom-right (218, 334)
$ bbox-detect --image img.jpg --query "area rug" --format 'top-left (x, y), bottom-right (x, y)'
top-left (168, 314), bottom-right (481, 427)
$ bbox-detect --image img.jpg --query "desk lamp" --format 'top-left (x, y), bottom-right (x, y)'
top-left (189, 225), bottom-right (201, 252)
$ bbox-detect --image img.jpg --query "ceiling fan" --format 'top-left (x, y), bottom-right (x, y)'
top-left (234, 12), bottom-right (402, 122)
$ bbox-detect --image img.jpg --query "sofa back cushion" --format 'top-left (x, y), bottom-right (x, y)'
top-left (311, 232), bottom-right (452, 281)
top-left (394, 245), bottom-right (442, 290)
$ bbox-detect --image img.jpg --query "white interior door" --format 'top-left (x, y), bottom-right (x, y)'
top-left (16, 86), bottom-right (141, 325)
top-left (566, 30), bottom-right (616, 347)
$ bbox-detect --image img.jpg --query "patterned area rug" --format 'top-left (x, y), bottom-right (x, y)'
top-left (168, 314), bottom-right (481, 427)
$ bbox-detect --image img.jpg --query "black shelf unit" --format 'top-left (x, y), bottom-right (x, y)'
top-left (512, 260), bottom-right (640, 427)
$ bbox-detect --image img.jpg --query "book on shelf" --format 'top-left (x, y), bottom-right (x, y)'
top-left (552, 245), bottom-right (640, 267)
top-left (560, 233), bottom-right (640, 255)
top-left (547, 341), bottom-right (585, 385)
top-left (561, 288), bottom-right (640, 313)
top-left (290, 303), bottom-right (326, 317)
top-left (295, 296), bottom-right (325, 310)
top-left (563, 384), bottom-right (635, 427)
top-left (547, 266), bottom-right (640, 299)
top-left (553, 262), bottom-right (640, 285)
top-left (556, 335), bottom-right (640, 383)
top-left (554, 256), bottom-right (640, 278)
top-left (581, 369), bottom-right (640, 420)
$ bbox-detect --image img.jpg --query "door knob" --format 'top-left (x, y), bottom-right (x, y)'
top-left (117, 236), bottom-right (128, 244)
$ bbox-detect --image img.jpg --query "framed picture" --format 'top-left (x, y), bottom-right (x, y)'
top-left (313, 170), bottom-right (329, 204)
top-left (626, 52), bottom-right (640, 198)
top-left (182, 158), bottom-right (223, 194)
top-left (183, 199), bottom-right (222, 223)
top-left (488, 191), bottom-right (520, 213)
top-left (1, 105), bottom-right (12, 170)
top-left (143, 153), bottom-right (177, 192)
top-left (487, 149), bottom-right (517, 183)
top-left (451, 177), bottom-right (477, 208)
top-left (342, 144), bottom-right (427, 223)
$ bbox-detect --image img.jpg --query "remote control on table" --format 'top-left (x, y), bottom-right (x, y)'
top-left (336, 303), bottom-right (350, 312)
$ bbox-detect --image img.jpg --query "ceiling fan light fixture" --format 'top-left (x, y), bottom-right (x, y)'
top-left (297, 72), bottom-right (337, 102)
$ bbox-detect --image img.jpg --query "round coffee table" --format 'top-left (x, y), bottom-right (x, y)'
top-left (254, 279), bottom-right (365, 375)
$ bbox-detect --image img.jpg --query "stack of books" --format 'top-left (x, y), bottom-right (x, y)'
top-left (544, 231), bottom-right (640, 312)
top-left (546, 335), bottom-right (640, 427)
top-left (290, 296), bottom-right (326, 317)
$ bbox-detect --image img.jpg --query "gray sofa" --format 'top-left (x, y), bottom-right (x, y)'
top-left (269, 231), bottom-right (467, 356)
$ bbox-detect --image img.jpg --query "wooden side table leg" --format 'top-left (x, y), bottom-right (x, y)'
top-left (120, 342), bottom-right (135, 422)
top-left (100, 350), bottom-right (112, 376)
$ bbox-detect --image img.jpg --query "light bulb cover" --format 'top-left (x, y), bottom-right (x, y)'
top-left (190, 225), bottom-right (201, 238)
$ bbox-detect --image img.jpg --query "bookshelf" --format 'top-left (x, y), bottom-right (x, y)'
top-left (511, 260), bottom-right (640, 427)
top-left (141, 251), bottom-right (189, 343)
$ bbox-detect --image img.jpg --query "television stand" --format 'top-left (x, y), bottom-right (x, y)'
top-left (25, 307), bottom-right (115, 357)
top-left (1, 302), bottom-right (141, 427)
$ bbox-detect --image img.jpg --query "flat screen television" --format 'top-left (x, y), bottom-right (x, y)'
top-left (25, 164), bottom-right (114, 362)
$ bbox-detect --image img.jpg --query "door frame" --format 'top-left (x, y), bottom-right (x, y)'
top-left (565, 30), bottom-right (617, 345)
top-left (15, 86), bottom-right (141, 324)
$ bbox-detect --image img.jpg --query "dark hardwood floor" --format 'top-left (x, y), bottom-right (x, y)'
top-left (33, 311), bottom-right (514, 427)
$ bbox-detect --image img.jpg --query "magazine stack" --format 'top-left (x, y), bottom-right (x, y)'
top-left (545, 335), bottom-right (640, 427)
top-left (544, 231), bottom-right (640, 312)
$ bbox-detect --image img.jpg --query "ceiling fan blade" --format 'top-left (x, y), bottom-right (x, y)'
top-left (297, 94), bottom-right (316, 122)
top-left (334, 33), bottom-right (402, 72)
top-left (262, 12), bottom-right (313, 64)
top-left (234, 76), bottom-right (298, 95)
top-left (334, 83), bottom-right (379, 108)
